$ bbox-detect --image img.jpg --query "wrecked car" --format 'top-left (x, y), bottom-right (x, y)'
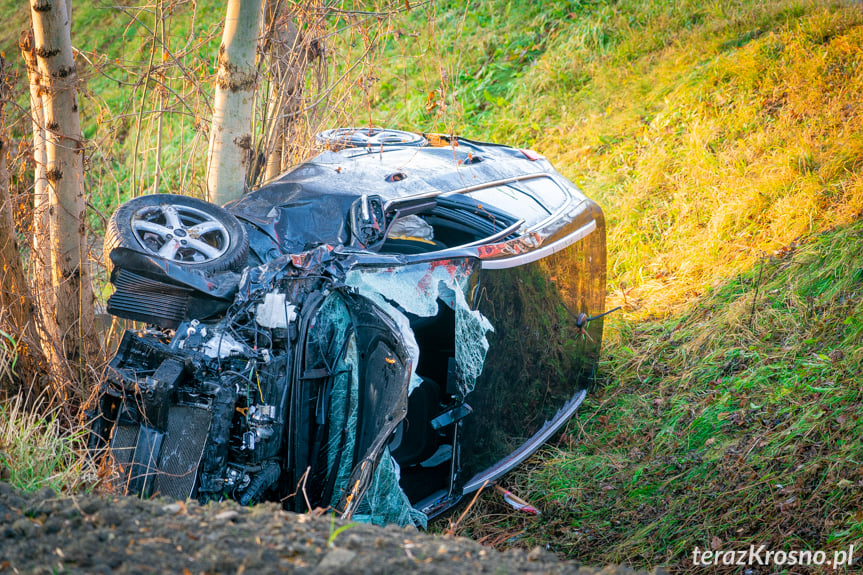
top-left (89, 128), bottom-right (607, 526)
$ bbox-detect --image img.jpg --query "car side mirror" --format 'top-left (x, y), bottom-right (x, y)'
top-left (349, 194), bottom-right (387, 249)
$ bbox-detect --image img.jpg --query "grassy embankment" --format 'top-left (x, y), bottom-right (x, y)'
top-left (366, 0), bottom-right (863, 569)
top-left (1, 0), bottom-right (862, 570)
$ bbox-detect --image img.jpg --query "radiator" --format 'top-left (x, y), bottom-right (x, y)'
top-left (108, 404), bottom-right (212, 499)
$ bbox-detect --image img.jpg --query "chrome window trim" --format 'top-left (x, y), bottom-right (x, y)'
top-left (480, 219), bottom-right (597, 270)
top-left (383, 172), bottom-right (550, 212)
top-left (453, 218), bottom-right (525, 249)
top-left (461, 389), bottom-right (588, 494)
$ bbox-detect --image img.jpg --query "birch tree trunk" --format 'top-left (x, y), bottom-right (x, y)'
top-left (19, 30), bottom-right (58, 367)
top-left (29, 0), bottom-right (99, 384)
top-left (206, 0), bottom-right (263, 206)
top-left (0, 55), bottom-right (44, 393)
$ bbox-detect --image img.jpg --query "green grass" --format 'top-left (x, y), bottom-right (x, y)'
top-left (2, 1), bottom-right (407, 233)
top-left (0, 395), bottom-right (97, 494)
top-left (372, 0), bottom-right (863, 316)
top-left (380, 0), bottom-right (863, 570)
top-left (451, 221), bottom-right (863, 568)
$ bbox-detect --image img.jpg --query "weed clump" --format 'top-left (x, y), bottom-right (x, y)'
top-left (0, 394), bottom-right (97, 494)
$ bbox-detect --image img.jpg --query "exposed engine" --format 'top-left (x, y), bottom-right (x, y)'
top-left (91, 268), bottom-right (347, 508)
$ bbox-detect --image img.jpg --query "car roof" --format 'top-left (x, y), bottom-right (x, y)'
top-left (261, 138), bottom-right (553, 203)
top-left (225, 136), bottom-right (573, 255)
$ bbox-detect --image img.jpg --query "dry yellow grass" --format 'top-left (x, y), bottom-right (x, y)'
top-left (530, 3), bottom-right (863, 320)
top-left (384, 1), bottom-right (863, 569)
top-left (372, 0), bottom-right (863, 321)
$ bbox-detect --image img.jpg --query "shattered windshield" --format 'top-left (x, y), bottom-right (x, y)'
top-left (345, 258), bottom-right (493, 396)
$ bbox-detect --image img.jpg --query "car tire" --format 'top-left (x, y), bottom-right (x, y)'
top-left (104, 194), bottom-right (249, 274)
top-left (316, 128), bottom-right (427, 151)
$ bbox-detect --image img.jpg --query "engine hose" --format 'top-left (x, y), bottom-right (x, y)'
top-left (239, 462), bottom-right (281, 506)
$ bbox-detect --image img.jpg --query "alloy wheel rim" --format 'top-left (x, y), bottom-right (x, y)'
top-left (130, 203), bottom-right (230, 264)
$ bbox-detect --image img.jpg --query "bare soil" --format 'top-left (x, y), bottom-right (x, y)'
top-left (0, 483), bottom-right (646, 574)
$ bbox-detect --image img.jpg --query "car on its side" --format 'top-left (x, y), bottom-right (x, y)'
top-left (90, 128), bottom-right (606, 526)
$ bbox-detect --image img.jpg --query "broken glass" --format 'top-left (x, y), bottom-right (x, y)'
top-left (345, 259), bottom-right (493, 396)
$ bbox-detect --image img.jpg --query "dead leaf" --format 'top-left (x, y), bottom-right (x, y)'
top-left (710, 536), bottom-right (722, 550)
top-left (425, 90), bottom-right (438, 112)
top-left (778, 496), bottom-right (797, 511)
top-left (828, 349), bottom-right (845, 363)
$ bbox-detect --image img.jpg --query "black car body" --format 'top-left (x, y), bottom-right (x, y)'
top-left (90, 129), bottom-right (606, 526)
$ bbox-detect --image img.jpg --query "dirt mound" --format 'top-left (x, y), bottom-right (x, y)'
top-left (0, 482), bottom-right (645, 574)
